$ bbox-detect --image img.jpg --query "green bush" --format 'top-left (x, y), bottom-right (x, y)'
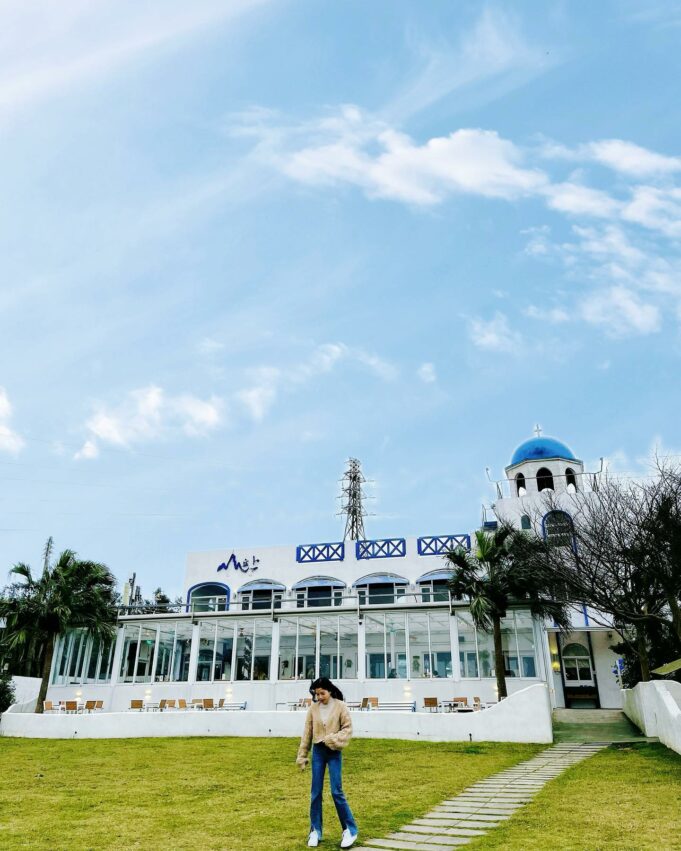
top-left (0, 670), bottom-right (15, 712)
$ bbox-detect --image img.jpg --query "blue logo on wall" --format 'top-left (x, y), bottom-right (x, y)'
top-left (217, 553), bottom-right (260, 574)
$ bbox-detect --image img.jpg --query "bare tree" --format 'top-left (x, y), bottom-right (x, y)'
top-left (538, 462), bottom-right (681, 681)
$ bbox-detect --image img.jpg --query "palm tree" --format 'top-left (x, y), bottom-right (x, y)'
top-left (0, 538), bottom-right (118, 713)
top-left (446, 524), bottom-right (570, 699)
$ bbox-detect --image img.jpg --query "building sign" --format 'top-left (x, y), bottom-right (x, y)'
top-left (217, 553), bottom-right (260, 574)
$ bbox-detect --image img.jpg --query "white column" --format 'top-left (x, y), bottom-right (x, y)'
top-left (109, 625), bottom-right (126, 686)
top-left (449, 612), bottom-right (461, 680)
top-left (270, 619), bottom-right (280, 682)
top-left (188, 622), bottom-right (201, 684)
top-left (357, 617), bottom-right (366, 681)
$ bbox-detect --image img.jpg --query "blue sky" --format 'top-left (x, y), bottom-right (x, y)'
top-left (1, 1), bottom-right (681, 597)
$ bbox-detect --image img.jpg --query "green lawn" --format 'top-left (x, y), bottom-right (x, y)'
top-left (0, 737), bottom-right (539, 850)
top-left (471, 743), bottom-right (681, 851)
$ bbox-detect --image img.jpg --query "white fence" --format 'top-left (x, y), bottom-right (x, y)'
top-left (622, 681), bottom-right (681, 755)
top-left (0, 683), bottom-right (552, 743)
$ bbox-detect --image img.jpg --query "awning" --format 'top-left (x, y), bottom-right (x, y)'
top-left (237, 579), bottom-right (286, 593)
top-left (416, 569), bottom-right (452, 583)
top-left (652, 658), bottom-right (681, 675)
top-left (292, 576), bottom-right (346, 590)
top-left (353, 573), bottom-right (409, 587)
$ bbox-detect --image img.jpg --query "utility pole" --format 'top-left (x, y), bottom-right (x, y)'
top-left (338, 458), bottom-right (368, 541)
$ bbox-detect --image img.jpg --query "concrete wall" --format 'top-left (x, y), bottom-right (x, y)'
top-left (10, 676), bottom-right (41, 705)
top-left (623, 681), bottom-right (681, 755)
top-left (1, 683), bottom-right (552, 743)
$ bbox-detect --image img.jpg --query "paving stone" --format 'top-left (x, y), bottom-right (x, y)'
top-left (366, 838), bottom-right (458, 851)
top-left (388, 832), bottom-right (472, 847)
top-left (429, 811), bottom-right (509, 822)
top-left (404, 824), bottom-right (487, 838)
top-left (415, 818), bottom-right (501, 830)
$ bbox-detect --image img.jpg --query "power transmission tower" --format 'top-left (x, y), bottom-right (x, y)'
top-left (338, 458), bottom-right (369, 541)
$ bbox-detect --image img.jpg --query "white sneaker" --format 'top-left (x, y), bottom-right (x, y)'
top-left (340, 828), bottom-right (358, 849)
top-left (307, 830), bottom-right (320, 847)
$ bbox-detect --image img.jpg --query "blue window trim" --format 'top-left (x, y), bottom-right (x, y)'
top-left (185, 581), bottom-right (231, 612)
top-left (292, 576), bottom-right (346, 590)
top-left (237, 579), bottom-right (286, 593)
top-left (541, 510), bottom-right (576, 551)
top-left (416, 569), bottom-right (452, 583)
top-left (352, 573), bottom-right (409, 587)
top-left (356, 538), bottom-right (406, 560)
top-left (417, 534), bottom-right (471, 556)
top-left (296, 542), bottom-right (345, 563)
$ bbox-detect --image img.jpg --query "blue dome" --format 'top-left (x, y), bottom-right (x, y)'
top-left (509, 437), bottom-right (577, 467)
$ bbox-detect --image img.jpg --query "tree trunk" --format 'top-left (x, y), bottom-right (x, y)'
top-left (493, 615), bottom-right (508, 699)
top-left (35, 634), bottom-right (55, 714)
top-left (636, 627), bottom-right (650, 683)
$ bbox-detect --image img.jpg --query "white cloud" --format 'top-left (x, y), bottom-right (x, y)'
top-left (586, 140), bottom-right (681, 178)
top-left (524, 305), bottom-right (570, 323)
top-left (469, 312), bottom-right (522, 352)
top-left (0, 388), bottom-right (25, 454)
top-left (544, 182), bottom-right (620, 218)
top-left (197, 337), bottom-right (226, 355)
top-left (75, 385), bottom-right (224, 458)
top-left (0, 1), bottom-right (269, 120)
top-left (580, 287), bottom-right (660, 336)
top-left (417, 363), bottom-right (437, 383)
top-left (621, 186), bottom-right (681, 238)
top-left (235, 343), bottom-right (398, 422)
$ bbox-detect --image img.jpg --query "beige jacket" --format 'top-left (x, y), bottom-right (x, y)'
top-left (296, 699), bottom-right (353, 766)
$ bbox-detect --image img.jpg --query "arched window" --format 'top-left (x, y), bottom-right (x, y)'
top-left (565, 467), bottom-right (578, 493)
top-left (416, 569), bottom-right (451, 602)
top-left (536, 467), bottom-right (554, 492)
top-left (561, 642), bottom-right (592, 682)
top-left (543, 511), bottom-right (574, 547)
top-left (187, 583), bottom-right (230, 612)
top-left (516, 473), bottom-right (526, 496)
top-left (292, 576), bottom-right (346, 608)
top-left (353, 573), bottom-right (409, 605)
top-left (520, 514), bottom-right (531, 531)
top-left (238, 579), bottom-right (285, 611)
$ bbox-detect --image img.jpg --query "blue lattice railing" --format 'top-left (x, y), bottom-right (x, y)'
top-left (296, 542), bottom-right (345, 564)
top-left (356, 538), bottom-right (406, 560)
top-left (417, 534), bottom-right (471, 556)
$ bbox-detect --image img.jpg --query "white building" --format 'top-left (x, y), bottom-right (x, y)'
top-left (45, 434), bottom-right (623, 712)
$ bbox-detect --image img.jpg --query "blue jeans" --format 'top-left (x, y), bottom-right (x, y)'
top-left (310, 743), bottom-right (357, 838)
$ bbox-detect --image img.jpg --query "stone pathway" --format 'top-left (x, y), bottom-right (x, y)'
top-left (354, 743), bottom-right (608, 850)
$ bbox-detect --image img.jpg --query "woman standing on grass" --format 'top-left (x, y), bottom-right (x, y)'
top-left (296, 677), bottom-right (358, 849)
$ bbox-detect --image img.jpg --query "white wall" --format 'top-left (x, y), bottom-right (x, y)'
top-left (10, 676), bottom-right (41, 705)
top-left (623, 681), bottom-right (681, 755)
top-left (589, 632), bottom-right (622, 708)
top-left (1, 683), bottom-right (553, 743)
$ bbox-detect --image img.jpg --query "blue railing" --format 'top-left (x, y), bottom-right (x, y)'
top-left (417, 534), bottom-right (471, 556)
top-left (356, 538), bottom-right (406, 560)
top-left (296, 542), bottom-right (345, 563)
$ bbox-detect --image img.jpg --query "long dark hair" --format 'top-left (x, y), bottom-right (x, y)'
top-left (309, 677), bottom-right (344, 702)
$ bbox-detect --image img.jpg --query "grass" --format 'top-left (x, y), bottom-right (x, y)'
top-left (0, 737), bottom-right (540, 850)
top-left (470, 743), bottom-right (681, 851)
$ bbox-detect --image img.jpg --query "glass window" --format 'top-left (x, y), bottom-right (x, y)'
top-left (515, 612), bottom-right (537, 677)
top-left (476, 626), bottom-right (496, 679)
top-left (253, 620), bottom-right (272, 680)
top-left (457, 611), bottom-right (479, 678)
top-left (428, 612), bottom-right (452, 678)
top-left (235, 619), bottom-right (255, 681)
top-left (319, 616), bottom-right (340, 679)
top-left (365, 613), bottom-right (386, 679)
top-left (520, 514), bottom-right (532, 530)
top-left (135, 626), bottom-right (157, 683)
top-left (562, 642), bottom-right (592, 682)
top-left (386, 612), bottom-right (407, 679)
top-left (544, 511), bottom-right (574, 547)
top-left (296, 617), bottom-right (317, 680)
top-left (338, 615), bottom-right (357, 679)
top-left (408, 612), bottom-right (429, 679)
top-left (172, 622), bottom-right (193, 682)
top-left (190, 584), bottom-right (229, 612)
top-left (197, 621), bottom-right (216, 683)
top-left (119, 624), bottom-right (141, 683)
top-left (215, 621), bottom-right (234, 681)
top-left (156, 624), bottom-right (177, 682)
top-left (278, 618), bottom-right (297, 680)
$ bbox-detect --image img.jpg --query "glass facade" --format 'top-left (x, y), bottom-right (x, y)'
top-left (51, 607), bottom-right (538, 688)
top-left (52, 629), bottom-right (115, 685)
top-left (457, 610), bottom-right (538, 679)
